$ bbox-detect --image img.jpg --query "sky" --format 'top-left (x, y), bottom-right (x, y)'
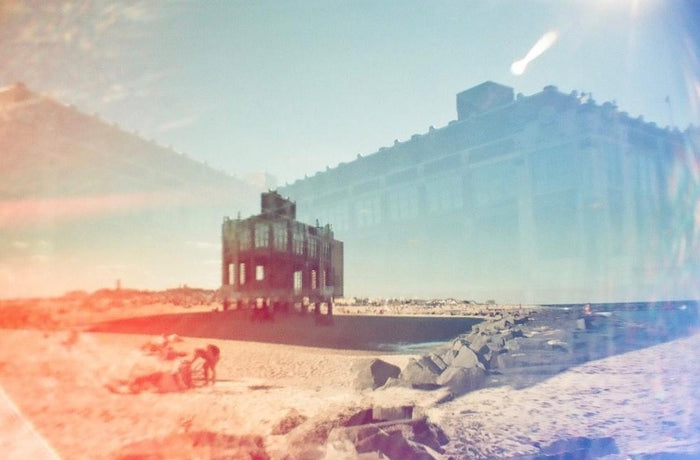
top-left (0, 0), bottom-right (698, 186)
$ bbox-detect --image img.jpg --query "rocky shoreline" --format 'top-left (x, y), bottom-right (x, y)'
top-left (339, 306), bottom-right (699, 459)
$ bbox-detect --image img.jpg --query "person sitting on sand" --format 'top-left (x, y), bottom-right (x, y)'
top-left (106, 358), bottom-right (193, 394)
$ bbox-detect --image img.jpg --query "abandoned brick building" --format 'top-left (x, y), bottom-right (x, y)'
top-left (221, 191), bottom-right (343, 316)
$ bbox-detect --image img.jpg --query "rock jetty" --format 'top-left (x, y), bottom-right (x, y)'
top-left (355, 309), bottom-right (534, 396)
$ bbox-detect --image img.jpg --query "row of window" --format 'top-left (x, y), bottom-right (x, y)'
top-left (301, 143), bottom-right (663, 234)
top-left (237, 223), bottom-right (331, 257)
top-left (306, 174), bottom-right (465, 232)
top-left (226, 262), bottom-right (326, 292)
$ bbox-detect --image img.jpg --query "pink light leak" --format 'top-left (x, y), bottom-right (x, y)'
top-left (0, 190), bottom-right (192, 229)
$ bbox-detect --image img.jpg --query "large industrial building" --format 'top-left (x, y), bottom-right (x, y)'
top-left (278, 81), bottom-right (699, 304)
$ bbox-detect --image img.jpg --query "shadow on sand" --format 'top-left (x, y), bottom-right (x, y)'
top-left (487, 305), bottom-right (699, 390)
top-left (88, 309), bottom-right (481, 352)
top-left (88, 305), bottom-right (699, 393)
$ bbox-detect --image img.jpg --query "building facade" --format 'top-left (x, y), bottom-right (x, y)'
top-left (278, 82), bottom-right (699, 304)
top-left (221, 191), bottom-right (344, 313)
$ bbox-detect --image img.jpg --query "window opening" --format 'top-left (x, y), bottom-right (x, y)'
top-left (293, 270), bottom-right (303, 294)
top-left (239, 227), bottom-right (251, 250)
top-left (239, 262), bottom-right (246, 285)
top-left (309, 238), bottom-right (318, 258)
top-left (273, 222), bottom-right (288, 251)
top-left (255, 222), bottom-right (269, 248)
top-left (227, 263), bottom-right (235, 285)
top-left (293, 227), bottom-right (305, 255)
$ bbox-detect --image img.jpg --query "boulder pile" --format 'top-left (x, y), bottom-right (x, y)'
top-left (328, 404), bottom-right (449, 460)
top-left (355, 309), bottom-right (583, 396)
top-left (399, 312), bottom-right (532, 395)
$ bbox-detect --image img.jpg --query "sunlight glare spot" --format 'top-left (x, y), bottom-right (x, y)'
top-left (510, 30), bottom-right (559, 76)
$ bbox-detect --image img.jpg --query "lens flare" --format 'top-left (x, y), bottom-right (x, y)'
top-left (510, 30), bottom-right (559, 75)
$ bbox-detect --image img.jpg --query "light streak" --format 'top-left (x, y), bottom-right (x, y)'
top-left (510, 30), bottom-right (559, 76)
top-left (0, 187), bottom-right (225, 229)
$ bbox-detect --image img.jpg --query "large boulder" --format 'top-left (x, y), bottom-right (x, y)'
top-left (426, 352), bottom-right (448, 372)
top-left (451, 345), bottom-right (480, 368)
top-left (466, 332), bottom-right (490, 354)
top-left (354, 359), bottom-right (401, 390)
top-left (478, 318), bottom-right (513, 334)
top-left (435, 364), bottom-right (486, 395)
top-left (372, 405), bottom-right (414, 422)
top-left (462, 329), bottom-right (511, 369)
top-left (501, 327), bottom-right (525, 341)
top-left (434, 345), bottom-right (455, 366)
top-left (354, 426), bottom-right (436, 460)
top-left (339, 414), bottom-right (448, 460)
top-left (380, 377), bottom-right (413, 390)
top-left (400, 356), bottom-right (443, 388)
top-left (411, 418), bottom-right (449, 453)
top-left (505, 337), bottom-right (552, 352)
top-left (475, 342), bottom-right (504, 369)
top-left (450, 337), bottom-right (468, 353)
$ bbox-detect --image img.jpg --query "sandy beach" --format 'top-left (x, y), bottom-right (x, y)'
top-left (0, 295), bottom-right (698, 459)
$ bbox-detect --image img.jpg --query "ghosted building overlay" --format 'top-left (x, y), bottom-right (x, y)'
top-left (279, 82), bottom-right (700, 304)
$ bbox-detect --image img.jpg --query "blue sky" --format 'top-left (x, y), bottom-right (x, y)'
top-left (1, 0), bottom-right (698, 185)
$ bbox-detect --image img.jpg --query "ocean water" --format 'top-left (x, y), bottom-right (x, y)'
top-left (377, 301), bottom-right (699, 355)
top-left (536, 300), bottom-right (700, 363)
top-left (373, 340), bottom-right (451, 354)
top-left (566, 301), bottom-right (699, 336)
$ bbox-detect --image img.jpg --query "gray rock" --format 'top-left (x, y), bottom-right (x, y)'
top-left (465, 330), bottom-right (482, 344)
top-left (439, 348), bottom-right (455, 366)
top-left (342, 416), bottom-right (448, 460)
top-left (488, 334), bottom-right (507, 349)
top-left (372, 405), bottom-right (413, 422)
top-left (452, 345), bottom-right (480, 368)
top-left (400, 357), bottom-right (442, 387)
top-left (354, 426), bottom-right (436, 460)
top-left (467, 332), bottom-right (490, 354)
top-left (474, 343), bottom-right (497, 368)
top-left (505, 338), bottom-right (522, 352)
top-left (451, 337), bottom-right (468, 352)
top-left (427, 353), bottom-right (448, 372)
top-left (411, 418), bottom-right (449, 453)
top-left (380, 377), bottom-right (413, 389)
top-left (477, 318), bottom-right (513, 334)
top-left (419, 355), bottom-right (445, 374)
top-left (547, 339), bottom-right (570, 352)
top-left (435, 364), bottom-right (486, 395)
top-left (505, 337), bottom-right (550, 352)
top-left (494, 351), bottom-right (514, 370)
top-left (504, 327), bottom-right (525, 341)
top-left (354, 358), bottom-right (401, 390)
